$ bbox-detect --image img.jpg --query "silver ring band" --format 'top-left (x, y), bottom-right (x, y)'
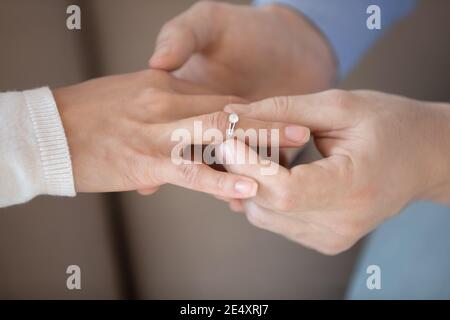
top-left (226, 113), bottom-right (239, 140)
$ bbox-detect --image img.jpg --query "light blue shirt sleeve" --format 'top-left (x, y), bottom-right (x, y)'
top-left (254, 0), bottom-right (417, 79)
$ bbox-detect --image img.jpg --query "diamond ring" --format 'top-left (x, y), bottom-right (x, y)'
top-left (226, 113), bottom-right (239, 140)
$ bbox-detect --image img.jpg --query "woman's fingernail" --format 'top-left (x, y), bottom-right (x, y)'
top-left (234, 180), bottom-right (257, 197)
top-left (285, 126), bottom-right (310, 143)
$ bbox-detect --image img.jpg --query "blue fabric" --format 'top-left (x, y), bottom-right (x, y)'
top-left (254, 0), bottom-right (417, 78)
top-left (346, 202), bottom-right (450, 299)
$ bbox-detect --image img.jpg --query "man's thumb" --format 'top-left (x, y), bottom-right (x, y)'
top-left (149, 3), bottom-right (216, 70)
top-left (149, 24), bottom-right (197, 70)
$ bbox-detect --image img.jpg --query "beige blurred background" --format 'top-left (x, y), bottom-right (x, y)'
top-left (0, 0), bottom-right (449, 299)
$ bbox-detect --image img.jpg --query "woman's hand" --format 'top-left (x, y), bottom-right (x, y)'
top-left (219, 90), bottom-right (450, 255)
top-left (54, 70), bottom-right (310, 198)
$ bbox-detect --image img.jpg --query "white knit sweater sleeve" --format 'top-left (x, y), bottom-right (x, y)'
top-left (0, 87), bottom-right (76, 208)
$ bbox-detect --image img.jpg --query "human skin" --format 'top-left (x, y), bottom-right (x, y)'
top-left (149, 1), bottom-right (336, 101)
top-left (54, 70), bottom-right (310, 198)
top-left (218, 90), bottom-right (450, 255)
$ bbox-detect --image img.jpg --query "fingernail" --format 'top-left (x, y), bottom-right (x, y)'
top-left (234, 180), bottom-right (257, 196)
top-left (224, 104), bottom-right (250, 114)
top-left (285, 126), bottom-right (310, 143)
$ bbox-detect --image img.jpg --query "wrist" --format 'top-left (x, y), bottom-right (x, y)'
top-left (52, 86), bottom-right (82, 192)
top-left (417, 102), bottom-right (450, 204)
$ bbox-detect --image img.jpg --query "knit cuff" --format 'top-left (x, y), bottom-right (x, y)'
top-left (23, 87), bottom-right (76, 197)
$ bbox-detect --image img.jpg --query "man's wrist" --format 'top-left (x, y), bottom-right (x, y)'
top-left (419, 102), bottom-right (450, 204)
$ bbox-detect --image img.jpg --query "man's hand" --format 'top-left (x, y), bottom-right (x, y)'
top-left (54, 70), bottom-right (309, 197)
top-left (219, 90), bottom-right (450, 255)
top-left (149, 1), bottom-right (336, 101)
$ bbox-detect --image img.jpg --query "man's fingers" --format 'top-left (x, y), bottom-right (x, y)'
top-left (213, 194), bottom-right (232, 202)
top-left (243, 201), bottom-right (309, 238)
top-left (275, 155), bottom-right (353, 219)
top-left (244, 201), bottom-right (353, 255)
top-left (216, 139), bottom-right (293, 210)
top-left (161, 111), bottom-right (310, 148)
top-left (225, 90), bottom-right (357, 132)
top-left (157, 161), bottom-right (258, 199)
top-left (137, 187), bottom-right (160, 196)
top-left (229, 199), bottom-right (245, 213)
top-left (149, 2), bottom-right (217, 70)
top-left (213, 195), bottom-right (245, 213)
top-left (218, 139), bottom-right (353, 218)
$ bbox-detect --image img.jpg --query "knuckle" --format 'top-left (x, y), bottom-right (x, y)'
top-left (334, 218), bottom-right (362, 239)
top-left (154, 92), bottom-right (173, 109)
top-left (186, 1), bottom-right (227, 34)
top-left (324, 89), bottom-right (353, 112)
top-left (214, 174), bottom-right (229, 191)
top-left (324, 88), bottom-right (346, 101)
top-left (273, 182), bottom-right (297, 212)
top-left (124, 152), bottom-right (157, 188)
top-left (159, 20), bottom-right (179, 40)
top-left (269, 96), bottom-right (291, 118)
top-left (138, 87), bottom-right (157, 103)
top-left (142, 91), bottom-right (173, 120)
top-left (246, 209), bottom-right (268, 229)
top-left (177, 164), bottom-right (201, 186)
top-left (205, 111), bottom-right (229, 132)
top-left (314, 219), bottom-right (360, 256)
top-left (274, 192), bottom-right (296, 213)
top-left (319, 237), bottom-right (354, 256)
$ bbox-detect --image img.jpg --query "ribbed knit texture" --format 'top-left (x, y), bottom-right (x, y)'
top-left (23, 88), bottom-right (75, 197)
top-left (0, 87), bottom-right (75, 207)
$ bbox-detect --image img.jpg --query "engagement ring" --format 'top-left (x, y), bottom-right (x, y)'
top-left (226, 113), bottom-right (239, 140)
